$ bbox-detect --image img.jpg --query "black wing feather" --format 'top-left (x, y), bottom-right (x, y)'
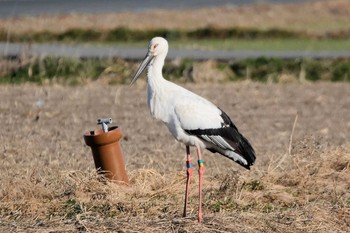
top-left (185, 108), bottom-right (256, 169)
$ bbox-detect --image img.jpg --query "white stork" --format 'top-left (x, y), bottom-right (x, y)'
top-left (130, 37), bottom-right (256, 223)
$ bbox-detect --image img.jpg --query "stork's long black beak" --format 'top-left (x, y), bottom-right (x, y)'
top-left (130, 53), bottom-right (154, 86)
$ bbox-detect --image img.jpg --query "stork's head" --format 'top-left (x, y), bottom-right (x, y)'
top-left (148, 37), bottom-right (168, 57)
top-left (130, 37), bottom-right (168, 85)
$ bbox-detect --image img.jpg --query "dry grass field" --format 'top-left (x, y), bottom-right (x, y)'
top-left (0, 82), bottom-right (349, 232)
top-left (0, 0), bottom-right (349, 232)
top-left (0, 0), bottom-right (349, 36)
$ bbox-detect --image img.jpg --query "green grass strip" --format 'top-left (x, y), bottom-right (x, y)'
top-left (2, 26), bottom-right (347, 44)
top-left (1, 57), bottom-right (350, 85)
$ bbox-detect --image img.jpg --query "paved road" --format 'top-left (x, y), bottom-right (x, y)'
top-left (1, 42), bottom-right (349, 61)
top-left (0, 0), bottom-right (311, 18)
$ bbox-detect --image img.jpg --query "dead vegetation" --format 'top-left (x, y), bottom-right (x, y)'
top-left (0, 1), bottom-right (349, 231)
top-left (0, 0), bottom-right (349, 36)
top-left (0, 83), bottom-right (349, 232)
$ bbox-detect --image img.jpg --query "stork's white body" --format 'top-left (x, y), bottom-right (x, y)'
top-left (147, 56), bottom-right (249, 166)
top-left (148, 62), bottom-right (213, 148)
top-left (130, 37), bottom-right (256, 222)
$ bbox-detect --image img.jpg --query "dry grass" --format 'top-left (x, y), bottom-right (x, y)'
top-left (1, 1), bottom-right (349, 231)
top-left (0, 82), bottom-right (349, 232)
top-left (0, 0), bottom-right (349, 36)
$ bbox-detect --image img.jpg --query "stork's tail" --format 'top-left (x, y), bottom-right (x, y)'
top-left (235, 133), bottom-right (256, 169)
top-left (218, 109), bottom-right (256, 170)
top-left (207, 132), bottom-right (256, 170)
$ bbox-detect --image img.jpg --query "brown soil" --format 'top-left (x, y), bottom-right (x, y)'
top-left (0, 0), bottom-right (349, 35)
top-left (0, 82), bottom-right (349, 232)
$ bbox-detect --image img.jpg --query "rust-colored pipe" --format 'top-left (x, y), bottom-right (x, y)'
top-left (84, 124), bottom-right (129, 184)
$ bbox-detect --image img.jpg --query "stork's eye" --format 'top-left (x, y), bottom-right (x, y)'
top-left (153, 44), bottom-right (158, 49)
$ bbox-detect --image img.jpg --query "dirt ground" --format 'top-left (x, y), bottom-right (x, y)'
top-left (0, 82), bottom-right (349, 232)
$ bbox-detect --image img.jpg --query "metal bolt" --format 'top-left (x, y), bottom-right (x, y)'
top-left (97, 118), bottom-right (112, 133)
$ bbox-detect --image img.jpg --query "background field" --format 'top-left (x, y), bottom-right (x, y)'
top-left (0, 0), bottom-right (350, 232)
top-left (1, 0), bottom-right (349, 34)
top-left (1, 0), bottom-right (350, 51)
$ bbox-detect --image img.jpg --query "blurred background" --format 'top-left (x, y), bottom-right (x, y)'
top-left (0, 0), bottom-right (312, 17)
top-left (0, 0), bottom-right (349, 84)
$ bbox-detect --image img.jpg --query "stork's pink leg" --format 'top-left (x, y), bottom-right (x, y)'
top-left (183, 145), bottom-right (193, 217)
top-left (197, 147), bottom-right (205, 223)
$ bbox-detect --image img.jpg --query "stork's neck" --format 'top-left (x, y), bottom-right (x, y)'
top-left (147, 54), bottom-right (167, 88)
top-left (146, 54), bottom-right (168, 119)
